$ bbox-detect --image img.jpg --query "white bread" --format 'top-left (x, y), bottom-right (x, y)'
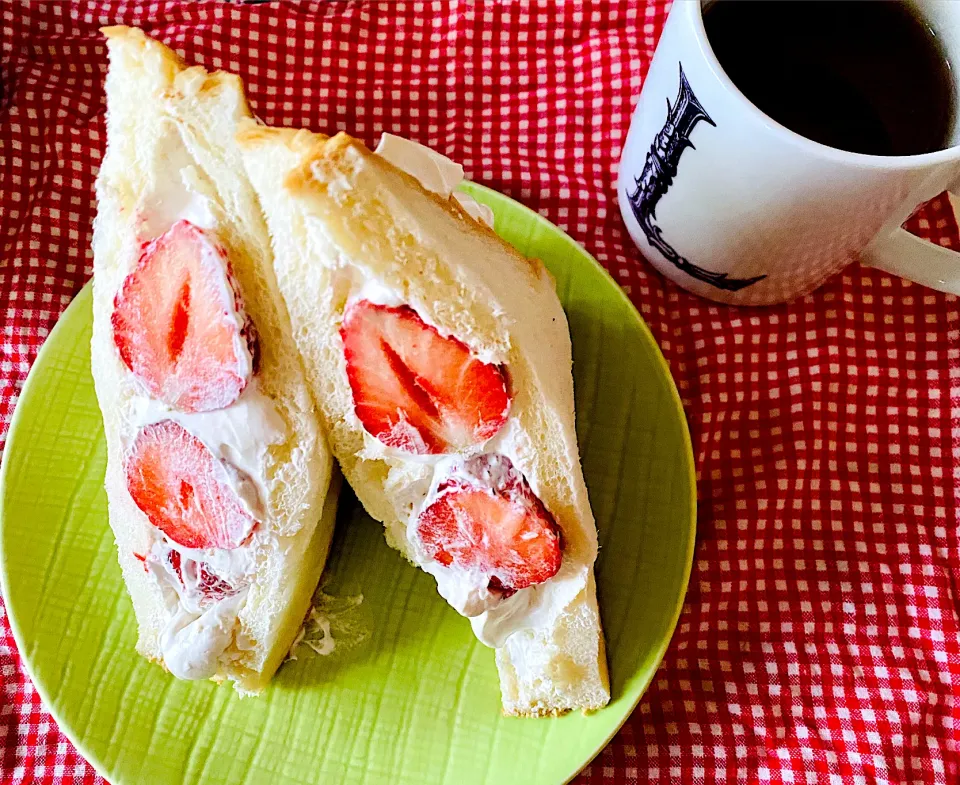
top-left (238, 126), bottom-right (610, 715)
top-left (91, 27), bottom-right (336, 694)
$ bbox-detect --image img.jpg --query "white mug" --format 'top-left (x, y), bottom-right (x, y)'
top-left (617, 0), bottom-right (960, 306)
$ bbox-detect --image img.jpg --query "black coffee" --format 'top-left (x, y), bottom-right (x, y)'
top-left (702, 0), bottom-right (956, 156)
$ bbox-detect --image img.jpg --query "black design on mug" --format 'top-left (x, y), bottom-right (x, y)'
top-left (627, 64), bottom-right (766, 292)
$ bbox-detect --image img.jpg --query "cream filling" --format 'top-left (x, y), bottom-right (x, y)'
top-left (120, 127), bottom-right (284, 679)
top-left (139, 130), bottom-right (218, 236)
top-left (352, 137), bottom-right (588, 649)
top-left (147, 537), bottom-right (255, 680)
top-left (148, 537), bottom-right (256, 610)
top-left (374, 133), bottom-right (495, 228)
top-left (160, 593), bottom-right (248, 680)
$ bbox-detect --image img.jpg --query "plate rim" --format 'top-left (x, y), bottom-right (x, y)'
top-left (0, 284), bottom-right (114, 781)
top-left (0, 186), bottom-right (697, 785)
top-left (463, 183), bottom-right (697, 783)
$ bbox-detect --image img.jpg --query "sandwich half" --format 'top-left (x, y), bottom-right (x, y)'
top-left (91, 27), bottom-right (337, 694)
top-left (238, 126), bottom-right (610, 715)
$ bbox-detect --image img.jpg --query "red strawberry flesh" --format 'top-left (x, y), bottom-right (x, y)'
top-left (150, 546), bottom-right (242, 605)
top-left (340, 299), bottom-right (510, 454)
top-left (196, 562), bottom-right (240, 601)
top-left (166, 548), bottom-right (183, 581)
top-left (125, 420), bottom-right (257, 550)
top-left (416, 454), bottom-right (562, 592)
top-left (112, 220), bottom-right (256, 413)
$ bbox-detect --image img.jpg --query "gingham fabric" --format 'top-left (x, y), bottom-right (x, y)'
top-left (2, 2), bottom-right (960, 783)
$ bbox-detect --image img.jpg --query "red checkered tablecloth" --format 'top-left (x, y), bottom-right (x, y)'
top-left (2, 2), bottom-right (960, 783)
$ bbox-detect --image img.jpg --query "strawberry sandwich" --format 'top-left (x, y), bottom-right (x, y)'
top-left (238, 128), bottom-right (610, 715)
top-left (91, 29), bottom-right (337, 694)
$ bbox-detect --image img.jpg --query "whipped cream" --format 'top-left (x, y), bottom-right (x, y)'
top-left (374, 133), bottom-right (495, 228)
top-left (148, 537), bottom-right (255, 610)
top-left (145, 534), bottom-right (255, 679)
top-left (353, 277), bottom-right (406, 309)
top-left (469, 562), bottom-right (588, 649)
top-left (360, 137), bottom-right (588, 649)
top-left (120, 127), bottom-right (284, 679)
top-left (160, 593), bottom-right (247, 680)
top-left (139, 130), bottom-right (217, 237)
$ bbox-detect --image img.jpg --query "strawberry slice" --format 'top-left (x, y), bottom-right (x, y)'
top-left (196, 562), bottom-right (240, 602)
top-left (125, 420), bottom-right (257, 550)
top-left (416, 454), bottom-right (562, 592)
top-left (112, 220), bottom-right (257, 413)
top-left (340, 299), bottom-right (510, 454)
top-left (166, 548), bottom-right (183, 581)
top-left (150, 546), bottom-right (241, 604)
top-left (166, 549), bottom-right (240, 603)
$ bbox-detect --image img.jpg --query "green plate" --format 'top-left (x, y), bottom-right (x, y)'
top-left (0, 185), bottom-right (696, 785)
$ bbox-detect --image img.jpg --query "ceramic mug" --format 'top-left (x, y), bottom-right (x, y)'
top-left (617, 0), bottom-right (960, 306)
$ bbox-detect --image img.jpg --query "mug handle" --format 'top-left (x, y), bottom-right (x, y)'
top-left (861, 188), bottom-right (960, 295)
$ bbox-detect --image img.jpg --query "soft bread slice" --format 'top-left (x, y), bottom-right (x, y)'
top-left (91, 27), bottom-right (336, 694)
top-left (238, 126), bottom-right (610, 715)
